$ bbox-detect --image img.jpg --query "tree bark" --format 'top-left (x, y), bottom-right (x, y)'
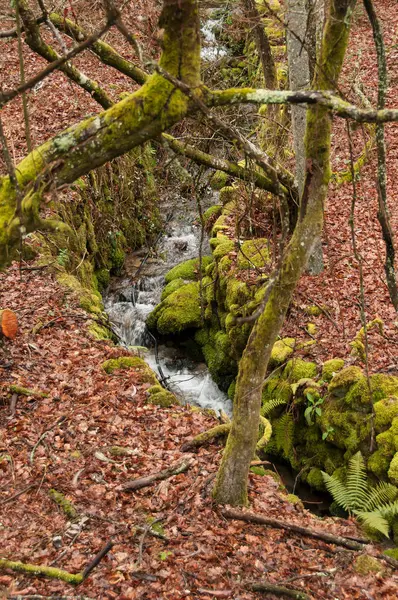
top-left (212, 0), bottom-right (357, 506)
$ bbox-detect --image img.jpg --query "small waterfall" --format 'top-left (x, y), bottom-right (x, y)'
top-left (105, 200), bottom-right (232, 416)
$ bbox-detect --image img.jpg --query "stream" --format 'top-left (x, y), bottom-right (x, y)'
top-left (105, 193), bottom-right (232, 417)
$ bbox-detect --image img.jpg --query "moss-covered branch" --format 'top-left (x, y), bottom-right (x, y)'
top-left (0, 559), bottom-right (83, 585)
top-left (49, 13), bottom-right (148, 86)
top-left (162, 134), bottom-right (291, 197)
top-left (0, 0), bottom-right (201, 268)
top-left (208, 87), bottom-right (398, 123)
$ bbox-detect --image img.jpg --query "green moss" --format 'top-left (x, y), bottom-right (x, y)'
top-left (88, 321), bottom-right (114, 341)
top-left (284, 359), bottom-right (317, 382)
top-left (49, 489), bottom-right (78, 521)
top-left (147, 385), bottom-right (179, 408)
top-left (353, 555), bottom-right (384, 576)
top-left (213, 240), bottom-right (235, 260)
top-left (250, 466), bottom-right (267, 476)
top-left (237, 238), bottom-right (270, 270)
top-left (228, 380), bottom-right (236, 400)
top-left (383, 548), bottom-right (398, 560)
top-left (375, 397), bottom-right (398, 432)
top-left (328, 366), bottom-right (363, 398)
top-left (304, 305), bottom-right (323, 317)
top-left (306, 322), bottom-right (317, 335)
top-left (345, 374), bottom-right (398, 408)
top-left (388, 453), bottom-right (398, 485)
top-left (322, 358), bottom-right (345, 382)
top-left (165, 256), bottom-right (213, 283)
top-left (147, 282), bottom-right (202, 335)
top-left (210, 171), bottom-right (229, 190)
top-left (219, 186), bottom-right (236, 204)
top-left (269, 337), bottom-right (295, 367)
top-left (203, 204), bottom-right (223, 224)
top-left (368, 449), bottom-right (392, 479)
top-left (57, 272), bottom-right (103, 314)
top-left (210, 233), bottom-right (229, 249)
top-left (225, 279), bottom-right (251, 311)
top-left (211, 214), bottom-right (229, 236)
top-left (95, 268), bottom-right (110, 291)
top-left (286, 493), bottom-right (304, 509)
top-left (102, 356), bottom-right (157, 384)
top-left (161, 278), bottom-right (186, 300)
top-left (307, 467), bottom-right (325, 491)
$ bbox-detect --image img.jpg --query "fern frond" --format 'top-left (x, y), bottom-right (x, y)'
top-left (274, 413), bottom-right (294, 458)
top-left (345, 451), bottom-right (369, 510)
top-left (355, 510), bottom-right (390, 538)
top-left (322, 471), bottom-right (351, 512)
top-left (363, 482), bottom-right (398, 512)
top-left (261, 397), bottom-right (287, 417)
top-left (378, 499), bottom-right (398, 519)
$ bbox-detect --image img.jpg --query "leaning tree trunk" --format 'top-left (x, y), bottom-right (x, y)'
top-left (0, 0), bottom-right (201, 269)
top-left (212, 0), bottom-right (357, 506)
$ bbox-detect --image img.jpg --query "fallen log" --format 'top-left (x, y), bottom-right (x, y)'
top-left (0, 540), bottom-right (113, 585)
top-left (248, 581), bottom-right (310, 599)
top-left (181, 424), bottom-right (231, 451)
top-left (221, 508), bottom-right (364, 551)
top-left (120, 459), bottom-right (194, 492)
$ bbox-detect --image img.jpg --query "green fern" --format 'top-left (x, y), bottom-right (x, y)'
top-left (261, 396), bottom-right (287, 417)
top-left (274, 413), bottom-right (294, 458)
top-left (322, 451), bottom-right (398, 537)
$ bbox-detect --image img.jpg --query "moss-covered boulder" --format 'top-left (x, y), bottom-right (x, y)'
top-left (328, 366), bottom-right (364, 398)
top-left (283, 359), bottom-right (318, 382)
top-left (147, 385), bottom-right (180, 408)
top-left (353, 555), bottom-right (384, 576)
top-left (164, 256), bottom-right (213, 283)
top-left (321, 358), bottom-right (345, 382)
top-left (269, 337), bottom-right (295, 367)
top-left (210, 171), bottom-right (229, 190)
top-left (101, 356), bottom-right (158, 384)
top-left (237, 239), bottom-right (270, 270)
top-left (147, 282), bottom-right (202, 335)
top-left (161, 278), bottom-right (186, 300)
top-left (375, 397), bottom-right (398, 431)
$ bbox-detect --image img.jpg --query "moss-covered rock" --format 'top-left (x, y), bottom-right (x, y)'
top-left (306, 468), bottom-right (325, 491)
top-left (284, 359), bottom-right (317, 382)
top-left (345, 374), bottom-right (398, 408)
top-left (164, 256), bottom-right (213, 283)
top-left (147, 282), bottom-right (202, 335)
top-left (353, 555), bottom-right (384, 576)
top-left (237, 238), bottom-right (270, 270)
top-left (203, 204), bottom-right (223, 225)
top-left (57, 273), bottom-right (103, 314)
top-left (328, 366), bottom-right (363, 398)
top-left (388, 452), bottom-right (398, 485)
top-left (322, 358), bottom-right (345, 382)
top-left (102, 356), bottom-right (157, 384)
top-left (219, 186), bottom-right (237, 204)
top-left (88, 321), bottom-right (114, 341)
top-left (147, 385), bottom-right (180, 408)
top-left (213, 240), bottom-right (235, 260)
top-left (210, 171), bottom-right (229, 190)
top-left (375, 397), bottom-right (398, 432)
top-left (269, 338), bottom-right (295, 367)
top-left (161, 278), bottom-right (186, 300)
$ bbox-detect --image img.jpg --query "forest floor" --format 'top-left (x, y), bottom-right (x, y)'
top-left (1, 267), bottom-right (398, 600)
top-left (1, 0), bottom-right (398, 598)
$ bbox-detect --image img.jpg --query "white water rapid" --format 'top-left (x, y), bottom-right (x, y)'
top-left (105, 198), bottom-right (232, 416)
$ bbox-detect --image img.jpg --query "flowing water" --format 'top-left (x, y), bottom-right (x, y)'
top-left (105, 195), bottom-right (232, 416)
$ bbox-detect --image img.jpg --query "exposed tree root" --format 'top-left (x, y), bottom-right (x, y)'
top-left (119, 459), bottom-right (195, 492)
top-left (222, 508), bottom-right (365, 551)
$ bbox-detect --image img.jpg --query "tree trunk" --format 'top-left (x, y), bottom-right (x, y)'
top-left (212, 0), bottom-right (357, 506)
